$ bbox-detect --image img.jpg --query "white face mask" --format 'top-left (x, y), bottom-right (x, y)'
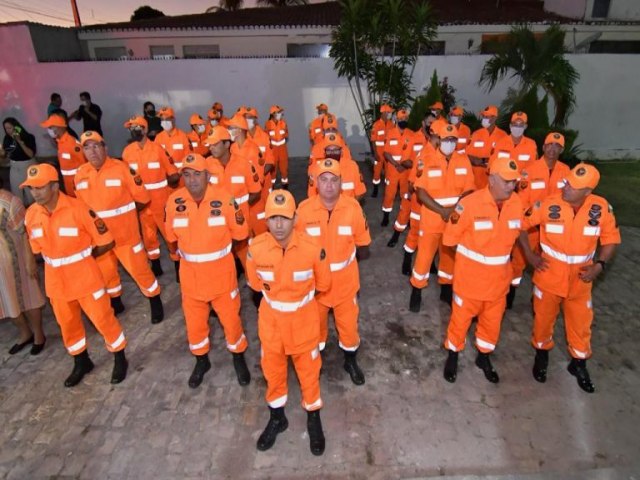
top-left (275, 113), bottom-right (283, 120)
top-left (431, 110), bottom-right (439, 116)
top-left (47, 128), bottom-right (57, 138)
top-left (449, 115), bottom-right (460, 125)
top-left (228, 129), bottom-right (238, 142)
top-left (196, 125), bottom-right (206, 134)
top-left (210, 119), bottom-right (218, 127)
top-left (247, 118), bottom-right (256, 129)
top-left (440, 140), bottom-right (457, 156)
top-left (481, 118), bottom-right (492, 129)
top-left (385, 113), bottom-right (392, 120)
top-left (510, 125), bottom-right (526, 138)
top-left (161, 120), bottom-right (173, 131)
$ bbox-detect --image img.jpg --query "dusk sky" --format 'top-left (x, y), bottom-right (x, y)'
top-left (0, 0), bottom-right (305, 27)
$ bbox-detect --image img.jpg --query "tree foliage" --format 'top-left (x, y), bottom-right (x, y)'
top-left (218, 0), bottom-right (243, 11)
top-left (257, 0), bottom-right (308, 6)
top-left (131, 5), bottom-right (165, 21)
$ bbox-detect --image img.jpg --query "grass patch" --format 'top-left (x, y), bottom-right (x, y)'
top-left (591, 160), bottom-right (640, 228)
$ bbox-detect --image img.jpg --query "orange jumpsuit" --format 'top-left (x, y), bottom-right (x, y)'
top-left (231, 138), bottom-right (268, 235)
top-left (442, 188), bottom-right (523, 353)
top-left (524, 194), bottom-right (620, 359)
top-left (490, 135), bottom-right (538, 172)
top-left (248, 124), bottom-right (276, 190)
top-left (465, 126), bottom-right (508, 189)
top-left (370, 117), bottom-right (391, 186)
top-left (454, 122), bottom-right (471, 154)
top-left (165, 184), bottom-right (250, 356)
top-left (307, 157), bottom-right (366, 199)
top-left (55, 132), bottom-right (86, 197)
top-left (410, 149), bottom-right (475, 289)
top-left (246, 230), bottom-right (331, 411)
top-left (25, 192), bottom-right (126, 355)
top-left (122, 139), bottom-right (179, 260)
top-left (296, 194), bottom-right (371, 351)
top-left (382, 126), bottom-right (415, 214)
top-left (265, 118), bottom-right (289, 185)
top-left (74, 158), bottom-right (160, 299)
top-left (154, 128), bottom-right (192, 169)
top-left (187, 129), bottom-right (209, 157)
top-left (510, 158), bottom-right (570, 286)
top-left (308, 115), bottom-right (324, 144)
top-left (393, 130), bottom-right (427, 235)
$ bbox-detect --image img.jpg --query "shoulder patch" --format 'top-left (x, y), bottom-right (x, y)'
top-left (455, 203), bottom-right (464, 214)
top-left (235, 209), bottom-right (245, 225)
top-left (94, 218), bottom-right (108, 234)
top-left (75, 146), bottom-right (81, 153)
top-left (129, 168), bottom-right (137, 176)
top-left (320, 248), bottom-right (326, 260)
top-left (175, 197), bottom-right (185, 204)
top-left (134, 175), bottom-right (143, 186)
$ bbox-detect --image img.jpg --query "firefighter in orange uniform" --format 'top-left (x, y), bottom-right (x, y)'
top-left (441, 156), bottom-right (523, 384)
top-left (75, 131), bottom-right (164, 323)
top-left (297, 159), bottom-right (371, 384)
top-left (490, 111), bottom-right (538, 172)
top-left (40, 114), bottom-right (86, 197)
top-left (210, 101), bottom-right (228, 127)
top-left (309, 103), bottom-right (328, 146)
top-left (408, 124), bottom-right (475, 312)
top-left (381, 109), bottom-right (415, 227)
top-left (370, 104), bottom-right (393, 197)
top-left (247, 189), bottom-right (330, 456)
top-left (22, 164), bottom-right (128, 387)
top-left (519, 163), bottom-right (620, 393)
top-left (154, 106), bottom-right (192, 169)
top-left (122, 116), bottom-right (180, 277)
top-left (164, 153), bottom-right (251, 388)
top-left (265, 105), bottom-right (290, 187)
top-left (507, 132), bottom-right (570, 308)
top-left (448, 106), bottom-right (471, 154)
top-left (428, 101), bottom-right (448, 132)
top-left (187, 113), bottom-right (209, 156)
top-left (465, 105), bottom-right (508, 189)
top-left (246, 106), bottom-right (276, 186)
top-left (312, 113), bottom-right (344, 146)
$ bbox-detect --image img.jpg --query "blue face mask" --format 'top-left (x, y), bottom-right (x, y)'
top-left (398, 121), bottom-right (408, 129)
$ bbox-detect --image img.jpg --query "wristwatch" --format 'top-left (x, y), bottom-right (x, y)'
top-left (596, 259), bottom-right (606, 271)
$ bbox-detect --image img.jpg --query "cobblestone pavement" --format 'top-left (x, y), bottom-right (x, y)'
top-left (1, 157), bottom-right (639, 479)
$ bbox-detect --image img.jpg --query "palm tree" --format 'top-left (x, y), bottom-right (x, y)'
top-left (479, 24), bottom-right (579, 127)
top-left (218, 0), bottom-right (243, 11)
top-left (257, 0), bottom-right (308, 5)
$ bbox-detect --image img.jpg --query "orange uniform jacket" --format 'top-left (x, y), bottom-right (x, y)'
top-left (466, 126), bottom-right (508, 160)
top-left (370, 118), bottom-right (391, 150)
top-left (165, 185), bottom-right (249, 300)
top-left (25, 192), bottom-right (114, 301)
top-left (307, 157), bottom-right (366, 199)
top-left (56, 132), bottom-right (86, 197)
top-left (122, 140), bottom-right (178, 214)
top-left (309, 116), bottom-right (324, 143)
top-left (295, 194), bottom-right (371, 306)
top-left (490, 135), bottom-right (539, 172)
top-left (231, 138), bottom-right (265, 184)
top-left (524, 194), bottom-right (621, 298)
top-left (154, 128), bottom-right (192, 168)
top-left (414, 150), bottom-right (475, 234)
top-left (517, 158), bottom-right (570, 209)
top-left (246, 230), bottom-right (332, 355)
top-left (265, 119), bottom-right (288, 147)
top-left (384, 126), bottom-right (416, 168)
top-left (206, 155), bottom-right (262, 218)
top-left (74, 158), bottom-right (150, 246)
top-left (455, 122), bottom-right (472, 153)
top-left (248, 126), bottom-right (276, 171)
top-left (443, 188), bottom-right (523, 301)
top-left (187, 130), bottom-right (209, 157)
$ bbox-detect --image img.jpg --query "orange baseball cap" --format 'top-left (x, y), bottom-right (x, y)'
top-left (323, 133), bottom-right (342, 149)
top-left (124, 115), bottom-right (148, 129)
top-left (204, 125), bottom-right (231, 146)
top-left (490, 156), bottom-right (520, 181)
top-left (322, 113), bottom-right (338, 130)
top-left (212, 102), bottom-right (224, 111)
top-left (481, 105), bottom-right (499, 117)
top-left (236, 105), bottom-right (249, 115)
top-left (396, 109), bottom-right (409, 121)
top-left (317, 158), bottom-right (341, 178)
top-left (450, 106), bottom-right (464, 116)
top-left (511, 111), bottom-right (528, 123)
top-left (189, 113), bottom-right (206, 125)
top-left (227, 112), bottom-right (248, 130)
top-left (158, 106), bottom-right (175, 119)
top-left (40, 115), bottom-right (67, 128)
top-left (544, 132), bottom-right (565, 147)
top-left (20, 163), bottom-right (59, 188)
top-left (180, 153), bottom-right (208, 172)
top-left (380, 104), bottom-right (393, 114)
top-left (564, 163), bottom-right (599, 190)
top-left (207, 108), bottom-right (220, 120)
top-left (80, 130), bottom-right (104, 146)
top-left (246, 107), bottom-right (259, 118)
top-left (265, 189), bottom-right (296, 219)
top-left (429, 101), bottom-right (444, 110)
top-left (316, 103), bottom-right (328, 111)
top-left (270, 105), bottom-right (283, 115)
top-left (439, 124), bottom-right (459, 140)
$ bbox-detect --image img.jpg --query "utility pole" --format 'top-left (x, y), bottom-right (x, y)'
top-left (70, 0), bottom-right (82, 27)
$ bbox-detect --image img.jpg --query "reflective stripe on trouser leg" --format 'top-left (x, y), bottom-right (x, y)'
top-left (444, 292), bottom-right (480, 352)
top-left (292, 347), bottom-right (322, 411)
top-left (372, 149), bottom-right (384, 183)
top-left (382, 172), bottom-right (399, 211)
top-left (211, 287), bottom-right (247, 353)
top-left (394, 195), bottom-right (411, 232)
top-left (139, 208), bottom-right (161, 260)
top-left (79, 290), bottom-right (127, 352)
top-left (334, 296), bottom-right (360, 351)
top-left (474, 295), bottom-right (507, 353)
top-left (95, 250), bottom-right (122, 298)
top-left (410, 231), bottom-right (442, 289)
top-left (274, 145), bottom-right (288, 182)
top-left (50, 297), bottom-right (87, 355)
top-left (437, 245), bottom-right (455, 285)
top-left (113, 243), bottom-right (161, 297)
top-left (262, 346), bottom-right (290, 408)
top-left (531, 285), bottom-right (561, 350)
top-left (316, 302), bottom-right (330, 350)
top-left (182, 294), bottom-right (212, 355)
top-left (563, 290), bottom-right (594, 360)
top-left (403, 216), bottom-right (420, 253)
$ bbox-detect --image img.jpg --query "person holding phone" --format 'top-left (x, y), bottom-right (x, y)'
top-left (0, 117), bottom-right (37, 205)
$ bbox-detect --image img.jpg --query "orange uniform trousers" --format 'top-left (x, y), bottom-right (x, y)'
top-left (50, 290), bottom-right (126, 356)
top-left (139, 207), bottom-right (178, 261)
top-left (393, 193), bottom-right (421, 252)
top-left (445, 292), bottom-right (506, 353)
top-left (96, 242), bottom-right (161, 299)
top-left (532, 284), bottom-right (593, 360)
top-left (373, 146), bottom-right (385, 185)
top-left (181, 289), bottom-right (248, 356)
top-left (317, 296), bottom-right (360, 352)
top-left (272, 144), bottom-right (289, 184)
top-left (410, 232), bottom-right (455, 289)
top-left (382, 169), bottom-right (410, 213)
top-left (510, 229), bottom-right (539, 287)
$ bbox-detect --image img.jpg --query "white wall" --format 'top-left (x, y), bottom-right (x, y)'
top-left (2, 23), bottom-right (640, 160)
top-left (544, 0), bottom-right (587, 19)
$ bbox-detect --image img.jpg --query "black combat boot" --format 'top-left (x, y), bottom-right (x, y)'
top-left (64, 350), bottom-right (95, 387)
top-left (409, 287), bottom-right (422, 313)
top-left (387, 230), bottom-right (400, 247)
top-left (149, 294), bottom-right (164, 324)
top-left (567, 358), bottom-right (595, 393)
top-left (188, 354), bottom-right (211, 388)
top-left (371, 184), bottom-right (379, 198)
top-left (307, 410), bottom-right (326, 456)
top-left (475, 352), bottom-right (500, 383)
top-left (443, 350), bottom-right (458, 383)
top-left (380, 211), bottom-right (390, 227)
top-left (151, 258), bottom-right (163, 276)
top-left (110, 296), bottom-right (125, 315)
top-left (232, 352), bottom-right (251, 386)
top-left (532, 349), bottom-right (549, 383)
top-left (401, 251), bottom-right (413, 276)
top-left (439, 284), bottom-right (453, 306)
top-left (257, 407), bottom-right (288, 451)
top-left (343, 350), bottom-right (365, 385)
top-left (111, 349), bottom-right (128, 384)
